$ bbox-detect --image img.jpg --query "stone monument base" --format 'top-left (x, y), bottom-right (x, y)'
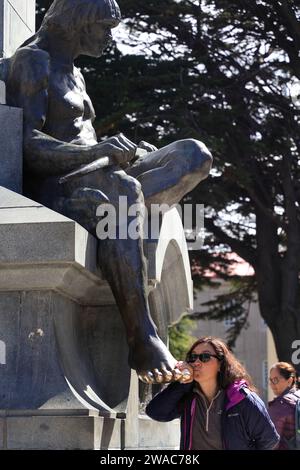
top-left (0, 412), bottom-right (179, 450)
top-left (0, 104), bottom-right (22, 192)
top-left (0, 186), bottom-right (192, 449)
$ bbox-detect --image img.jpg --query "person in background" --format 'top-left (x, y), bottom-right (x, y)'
top-left (146, 336), bottom-right (279, 450)
top-left (268, 362), bottom-right (300, 450)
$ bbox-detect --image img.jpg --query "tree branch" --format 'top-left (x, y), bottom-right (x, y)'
top-left (205, 217), bottom-right (257, 268)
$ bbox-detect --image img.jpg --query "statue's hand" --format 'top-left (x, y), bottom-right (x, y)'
top-left (138, 140), bottom-right (158, 153)
top-left (96, 133), bottom-right (137, 165)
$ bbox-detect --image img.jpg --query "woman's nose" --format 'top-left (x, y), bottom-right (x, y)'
top-left (194, 358), bottom-right (202, 365)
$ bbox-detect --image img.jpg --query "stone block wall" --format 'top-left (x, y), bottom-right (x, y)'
top-left (0, 104), bottom-right (22, 192)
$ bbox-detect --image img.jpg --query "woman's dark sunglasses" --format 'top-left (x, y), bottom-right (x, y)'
top-left (187, 352), bottom-right (221, 363)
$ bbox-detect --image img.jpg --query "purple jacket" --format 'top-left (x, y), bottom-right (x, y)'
top-left (146, 380), bottom-right (279, 450)
top-left (268, 387), bottom-right (300, 450)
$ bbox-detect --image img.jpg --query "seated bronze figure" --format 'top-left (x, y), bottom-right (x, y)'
top-left (3, 0), bottom-right (212, 384)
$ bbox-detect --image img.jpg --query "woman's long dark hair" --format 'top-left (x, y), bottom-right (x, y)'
top-left (186, 336), bottom-right (256, 391)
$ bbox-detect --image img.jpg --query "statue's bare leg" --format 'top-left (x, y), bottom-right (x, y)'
top-left (62, 167), bottom-right (177, 382)
top-left (126, 139), bottom-right (212, 208)
top-left (62, 139), bottom-right (212, 383)
top-left (95, 169), bottom-right (177, 381)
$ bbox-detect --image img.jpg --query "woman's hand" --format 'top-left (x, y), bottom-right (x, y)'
top-left (174, 361), bottom-right (194, 384)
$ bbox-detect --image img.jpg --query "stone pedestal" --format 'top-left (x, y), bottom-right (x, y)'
top-left (0, 0), bottom-right (191, 450)
top-left (0, 186), bottom-right (190, 449)
top-left (0, 105), bottom-right (23, 192)
top-left (0, 79), bottom-right (4, 103)
top-left (0, 2), bottom-right (35, 193)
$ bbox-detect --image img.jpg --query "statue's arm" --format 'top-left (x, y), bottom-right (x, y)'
top-left (25, 130), bottom-right (137, 177)
top-left (24, 129), bottom-right (107, 176)
top-left (9, 48), bottom-right (136, 176)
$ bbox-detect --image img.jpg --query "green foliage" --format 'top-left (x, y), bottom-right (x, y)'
top-left (168, 316), bottom-right (197, 360)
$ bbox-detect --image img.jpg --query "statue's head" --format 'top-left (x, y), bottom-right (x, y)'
top-left (40, 0), bottom-right (121, 57)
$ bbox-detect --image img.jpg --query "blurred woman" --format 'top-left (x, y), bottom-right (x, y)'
top-left (268, 362), bottom-right (300, 449)
top-left (146, 336), bottom-right (279, 450)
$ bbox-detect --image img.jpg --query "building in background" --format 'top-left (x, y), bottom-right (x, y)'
top-left (192, 254), bottom-right (278, 403)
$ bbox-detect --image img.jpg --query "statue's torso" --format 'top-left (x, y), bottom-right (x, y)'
top-left (44, 61), bottom-right (98, 146)
top-left (6, 46), bottom-right (99, 207)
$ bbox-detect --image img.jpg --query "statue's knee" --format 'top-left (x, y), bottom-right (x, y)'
top-left (183, 139), bottom-right (213, 174)
top-left (171, 139), bottom-right (212, 176)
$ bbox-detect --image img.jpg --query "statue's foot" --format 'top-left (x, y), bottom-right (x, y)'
top-left (128, 334), bottom-right (185, 384)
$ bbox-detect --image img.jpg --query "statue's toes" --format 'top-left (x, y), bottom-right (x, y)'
top-left (172, 368), bottom-right (183, 382)
top-left (162, 369), bottom-right (173, 383)
top-left (138, 371), bottom-right (155, 384)
top-left (138, 369), bottom-right (171, 384)
top-left (151, 368), bottom-right (176, 384)
top-left (153, 368), bottom-right (164, 383)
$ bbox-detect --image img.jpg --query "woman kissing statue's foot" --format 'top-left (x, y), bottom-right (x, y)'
top-left (128, 334), bottom-right (187, 384)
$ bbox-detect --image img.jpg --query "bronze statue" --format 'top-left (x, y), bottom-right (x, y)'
top-left (3, 0), bottom-right (212, 384)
